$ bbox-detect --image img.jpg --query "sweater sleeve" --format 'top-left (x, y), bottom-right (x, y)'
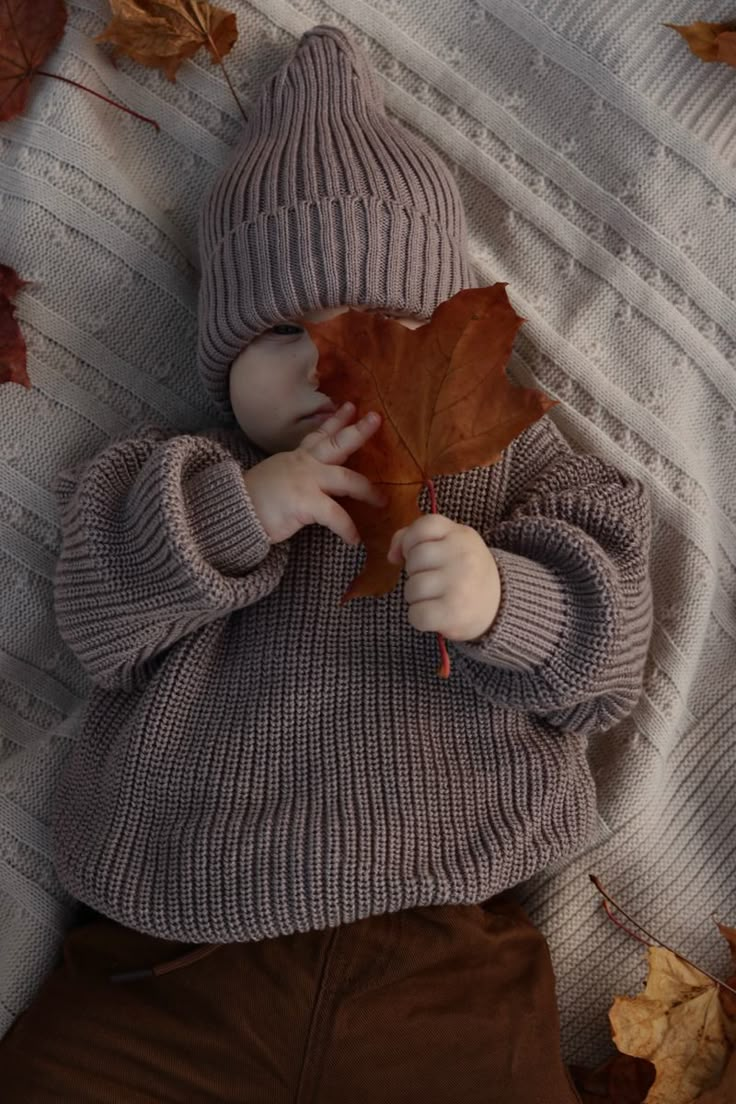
top-left (452, 417), bottom-right (653, 737)
top-left (52, 424), bottom-right (288, 693)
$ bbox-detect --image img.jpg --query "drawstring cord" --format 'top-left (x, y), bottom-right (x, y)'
top-left (109, 942), bottom-right (224, 983)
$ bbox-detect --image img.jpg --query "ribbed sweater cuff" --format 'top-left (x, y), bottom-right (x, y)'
top-left (183, 459), bottom-right (272, 575)
top-left (454, 548), bottom-right (567, 673)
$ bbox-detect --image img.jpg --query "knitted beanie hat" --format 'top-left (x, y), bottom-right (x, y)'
top-left (196, 24), bottom-right (475, 419)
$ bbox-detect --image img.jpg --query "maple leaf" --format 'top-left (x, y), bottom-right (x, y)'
top-left (609, 944), bottom-right (735, 1104)
top-left (0, 0), bottom-right (68, 122)
top-left (95, 0), bottom-right (238, 82)
top-left (303, 283), bottom-right (557, 603)
top-left (0, 263), bottom-right (30, 388)
top-left (665, 21), bottom-right (736, 67)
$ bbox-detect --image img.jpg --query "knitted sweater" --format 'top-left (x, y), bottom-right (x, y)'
top-left (49, 413), bottom-right (653, 943)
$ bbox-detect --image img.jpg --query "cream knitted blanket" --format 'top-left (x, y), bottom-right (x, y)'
top-left (1, 0), bottom-right (735, 1068)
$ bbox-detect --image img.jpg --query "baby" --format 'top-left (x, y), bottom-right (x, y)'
top-left (234, 303), bottom-right (504, 650)
top-left (0, 25), bottom-right (653, 1104)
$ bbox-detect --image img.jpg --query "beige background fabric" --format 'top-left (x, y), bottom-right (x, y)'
top-left (1, 0), bottom-right (735, 1067)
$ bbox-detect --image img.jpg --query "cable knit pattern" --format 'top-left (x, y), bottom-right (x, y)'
top-left (2, 0), bottom-right (736, 1069)
top-left (49, 415), bottom-right (652, 942)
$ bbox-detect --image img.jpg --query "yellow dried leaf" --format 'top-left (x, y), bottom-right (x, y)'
top-left (696, 1047), bottom-right (736, 1102)
top-left (96, 0), bottom-right (237, 82)
top-left (609, 947), bottom-right (731, 1104)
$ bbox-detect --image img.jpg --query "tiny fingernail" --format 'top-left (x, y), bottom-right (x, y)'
top-left (342, 401), bottom-right (354, 410)
top-left (367, 412), bottom-right (380, 423)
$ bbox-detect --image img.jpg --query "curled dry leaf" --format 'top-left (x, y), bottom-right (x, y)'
top-left (609, 936), bottom-right (736, 1104)
top-left (0, 0), bottom-right (68, 122)
top-left (303, 283), bottom-right (557, 603)
top-left (0, 263), bottom-right (30, 388)
top-left (95, 0), bottom-right (238, 82)
top-left (665, 21), bottom-right (736, 67)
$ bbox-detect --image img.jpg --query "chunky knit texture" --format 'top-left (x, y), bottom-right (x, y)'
top-left (197, 25), bottom-right (474, 420)
top-left (49, 415), bottom-right (652, 943)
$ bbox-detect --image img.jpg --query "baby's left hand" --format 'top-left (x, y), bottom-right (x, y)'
top-left (387, 515), bottom-right (501, 642)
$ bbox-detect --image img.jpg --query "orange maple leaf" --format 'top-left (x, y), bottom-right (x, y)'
top-left (0, 263), bottom-right (30, 389)
top-left (0, 0), bottom-right (68, 122)
top-left (95, 0), bottom-right (238, 82)
top-left (303, 283), bottom-right (557, 604)
top-left (665, 21), bottom-right (736, 67)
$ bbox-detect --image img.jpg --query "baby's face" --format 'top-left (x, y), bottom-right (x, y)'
top-left (229, 304), bottom-right (424, 454)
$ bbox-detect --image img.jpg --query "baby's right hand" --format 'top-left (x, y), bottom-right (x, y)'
top-left (242, 402), bottom-right (386, 545)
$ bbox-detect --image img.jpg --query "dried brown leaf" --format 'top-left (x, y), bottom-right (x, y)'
top-left (665, 21), bottom-right (736, 67)
top-left (95, 0), bottom-right (237, 82)
top-left (0, 0), bottom-right (67, 122)
top-left (0, 263), bottom-right (30, 388)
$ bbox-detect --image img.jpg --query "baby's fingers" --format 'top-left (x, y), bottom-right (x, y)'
top-left (318, 464), bottom-right (386, 510)
top-left (311, 467), bottom-right (387, 543)
top-left (303, 403), bottom-right (381, 465)
top-left (312, 494), bottom-right (363, 546)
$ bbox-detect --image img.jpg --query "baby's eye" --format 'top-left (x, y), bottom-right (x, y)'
top-left (270, 323), bottom-right (303, 336)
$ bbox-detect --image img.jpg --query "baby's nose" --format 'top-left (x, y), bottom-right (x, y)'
top-left (306, 349), bottom-right (319, 388)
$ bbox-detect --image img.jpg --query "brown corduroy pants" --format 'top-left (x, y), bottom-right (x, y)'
top-left (0, 891), bottom-right (582, 1103)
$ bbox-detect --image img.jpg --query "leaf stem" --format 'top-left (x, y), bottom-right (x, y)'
top-left (210, 49), bottom-right (247, 123)
top-left (184, 2), bottom-right (246, 122)
top-left (36, 71), bottom-right (160, 130)
top-left (600, 899), bottom-right (650, 947)
top-left (589, 874), bottom-right (736, 997)
top-left (425, 477), bottom-right (451, 679)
